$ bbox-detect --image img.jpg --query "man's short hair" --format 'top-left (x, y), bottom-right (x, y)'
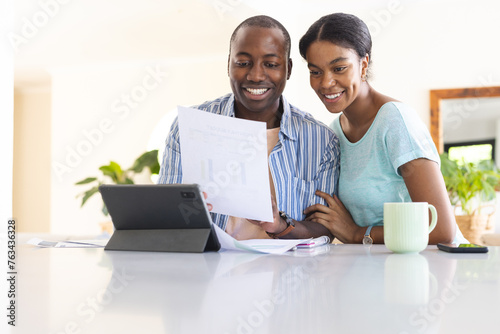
top-left (229, 15), bottom-right (291, 59)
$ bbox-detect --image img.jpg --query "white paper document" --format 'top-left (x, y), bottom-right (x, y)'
top-left (27, 238), bottom-right (108, 248)
top-left (177, 106), bottom-right (273, 222)
top-left (212, 223), bottom-right (311, 255)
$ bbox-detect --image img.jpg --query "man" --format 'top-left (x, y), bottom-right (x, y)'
top-left (158, 15), bottom-right (339, 240)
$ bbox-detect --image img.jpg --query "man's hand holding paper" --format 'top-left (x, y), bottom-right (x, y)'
top-left (177, 106), bottom-right (274, 222)
top-left (245, 196), bottom-right (285, 233)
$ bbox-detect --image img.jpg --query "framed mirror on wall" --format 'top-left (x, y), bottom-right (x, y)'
top-left (430, 86), bottom-right (500, 165)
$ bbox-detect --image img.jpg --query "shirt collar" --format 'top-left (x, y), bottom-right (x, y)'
top-left (227, 94), bottom-right (298, 141)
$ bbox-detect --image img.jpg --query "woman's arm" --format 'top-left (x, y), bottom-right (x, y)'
top-left (303, 158), bottom-right (456, 244)
top-left (399, 158), bottom-right (455, 244)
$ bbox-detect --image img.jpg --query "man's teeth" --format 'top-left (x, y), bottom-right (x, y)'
top-left (246, 88), bottom-right (269, 95)
top-left (325, 92), bottom-right (343, 99)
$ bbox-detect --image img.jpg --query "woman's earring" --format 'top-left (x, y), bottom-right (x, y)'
top-left (361, 75), bottom-right (367, 82)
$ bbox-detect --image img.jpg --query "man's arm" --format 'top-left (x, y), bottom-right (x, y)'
top-left (276, 217), bottom-right (335, 240)
top-left (248, 196), bottom-right (335, 240)
top-left (258, 131), bottom-right (340, 240)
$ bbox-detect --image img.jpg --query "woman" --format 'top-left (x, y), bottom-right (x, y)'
top-left (299, 13), bottom-right (466, 244)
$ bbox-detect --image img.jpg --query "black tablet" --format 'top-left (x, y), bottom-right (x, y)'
top-left (99, 184), bottom-right (220, 253)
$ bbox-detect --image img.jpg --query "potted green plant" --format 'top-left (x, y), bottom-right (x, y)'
top-left (440, 152), bottom-right (500, 244)
top-left (75, 150), bottom-right (160, 232)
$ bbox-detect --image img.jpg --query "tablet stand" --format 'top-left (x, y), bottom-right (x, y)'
top-left (105, 225), bottom-right (220, 253)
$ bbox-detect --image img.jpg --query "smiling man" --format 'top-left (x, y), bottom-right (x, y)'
top-left (158, 15), bottom-right (340, 240)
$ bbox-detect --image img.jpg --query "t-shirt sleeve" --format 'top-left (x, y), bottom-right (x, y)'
top-left (383, 103), bottom-right (440, 176)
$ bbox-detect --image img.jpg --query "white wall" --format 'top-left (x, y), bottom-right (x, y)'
top-left (12, 0), bottom-right (500, 234)
top-left (286, 0), bottom-right (500, 127)
top-left (49, 58), bottom-right (229, 234)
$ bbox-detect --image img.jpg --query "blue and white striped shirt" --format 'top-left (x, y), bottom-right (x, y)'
top-left (158, 93), bottom-right (340, 230)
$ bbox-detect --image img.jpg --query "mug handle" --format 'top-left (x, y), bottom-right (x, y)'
top-left (428, 204), bottom-right (437, 234)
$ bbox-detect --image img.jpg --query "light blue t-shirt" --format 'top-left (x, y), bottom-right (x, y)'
top-left (331, 102), bottom-right (467, 243)
top-left (331, 102), bottom-right (438, 226)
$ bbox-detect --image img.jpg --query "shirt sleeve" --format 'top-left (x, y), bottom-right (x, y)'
top-left (157, 117), bottom-right (183, 184)
top-left (384, 103), bottom-right (440, 176)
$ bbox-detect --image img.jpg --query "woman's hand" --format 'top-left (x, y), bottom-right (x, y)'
top-left (304, 190), bottom-right (363, 243)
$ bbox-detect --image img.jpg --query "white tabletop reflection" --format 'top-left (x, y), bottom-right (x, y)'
top-left (12, 244), bottom-right (500, 334)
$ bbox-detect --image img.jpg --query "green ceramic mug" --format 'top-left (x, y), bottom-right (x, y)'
top-left (384, 202), bottom-right (437, 253)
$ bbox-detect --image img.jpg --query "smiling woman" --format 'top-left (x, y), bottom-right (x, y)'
top-left (299, 13), bottom-right (467, 245)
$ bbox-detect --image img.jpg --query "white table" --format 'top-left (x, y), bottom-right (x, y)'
top-left (9, 244), bottom-right (500, 334)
